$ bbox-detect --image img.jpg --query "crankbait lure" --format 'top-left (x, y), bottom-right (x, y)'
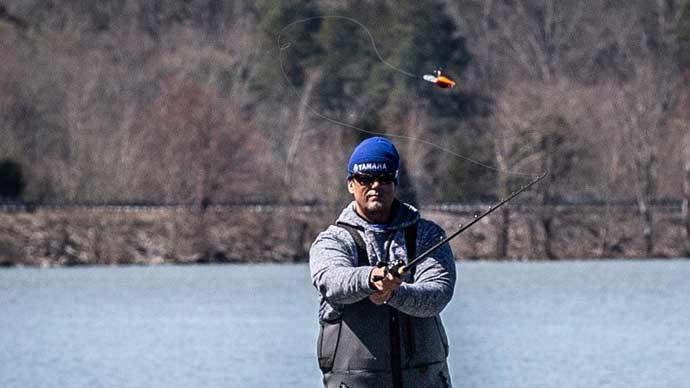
top-left (422, 69), bottom-right (456, 88)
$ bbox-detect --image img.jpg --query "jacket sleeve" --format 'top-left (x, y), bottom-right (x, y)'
top-left (387, 220), bottom-right (456, 317)
top-left (309, 226), bottom-right (376, 304)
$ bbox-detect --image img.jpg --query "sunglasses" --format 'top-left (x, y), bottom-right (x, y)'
top-left (351, 173), bottom-right (397, 186)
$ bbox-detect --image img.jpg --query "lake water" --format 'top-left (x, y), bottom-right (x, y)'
top-left (1, 261), bottom-right (689, 388)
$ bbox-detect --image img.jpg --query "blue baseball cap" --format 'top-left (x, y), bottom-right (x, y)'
top-left (347, 137), bottom-right (400, 178)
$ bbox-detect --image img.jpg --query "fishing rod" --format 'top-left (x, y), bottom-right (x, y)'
top-left (375, 171), bottom-right (548, 280)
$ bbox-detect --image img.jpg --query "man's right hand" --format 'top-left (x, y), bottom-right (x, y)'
top-left (369, 266), bottom-right (402, 292)
top-left (369, 289), bottom-right (394, 305)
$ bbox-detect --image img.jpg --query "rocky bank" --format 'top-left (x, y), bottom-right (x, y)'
top-left (0, 204), bottom-right (688, 267)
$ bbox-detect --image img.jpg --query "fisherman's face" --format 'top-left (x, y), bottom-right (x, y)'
top-left (348, 172), bottom-right (397, 223)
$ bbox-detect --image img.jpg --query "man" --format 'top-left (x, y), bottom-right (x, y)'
top-left (310, 136), bottom-right (456, 388)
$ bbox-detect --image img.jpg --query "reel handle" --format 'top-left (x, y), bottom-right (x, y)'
top-left (372, 260), bottom-right (406, 281)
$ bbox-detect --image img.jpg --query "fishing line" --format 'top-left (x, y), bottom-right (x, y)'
top-left (277, 15), bottom-right (542, 179)
top-left (279, 15), bottom-right (420, 79)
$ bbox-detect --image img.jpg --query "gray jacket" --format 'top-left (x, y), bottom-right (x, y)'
top-left (309, 200), bottom-right (456, 387)
top-left (310, 200), bottom-right (456, 323)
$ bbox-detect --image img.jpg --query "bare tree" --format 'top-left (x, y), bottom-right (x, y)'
top-left (445, 0), bottom-right (690, 258)
top-left (491, 80), bottom-right (590, 259)
top-left (447, 0), bottom-right (598, 258)
top-left (599, 0), bottom-right (687, 255)
top-left (677, 83), bottom-right (690, 250)
top-left (673, 22), bottom-right (690, 253)
top-left (284, 68), bottom-right (323, 191)
top-left (398, 98), bottom-right (440, 204)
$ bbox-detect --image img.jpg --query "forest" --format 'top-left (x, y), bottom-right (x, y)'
top-left (1, 0), bottom-right (689, 262)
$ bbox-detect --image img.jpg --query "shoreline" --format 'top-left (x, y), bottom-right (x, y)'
top-left (1, 257), bottom-right (687, 270)
top-left (1, 205), bottom-right (688, 267)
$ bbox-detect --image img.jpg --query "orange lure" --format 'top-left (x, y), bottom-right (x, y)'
top-left (423, 70), bottom-right (456, 88)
